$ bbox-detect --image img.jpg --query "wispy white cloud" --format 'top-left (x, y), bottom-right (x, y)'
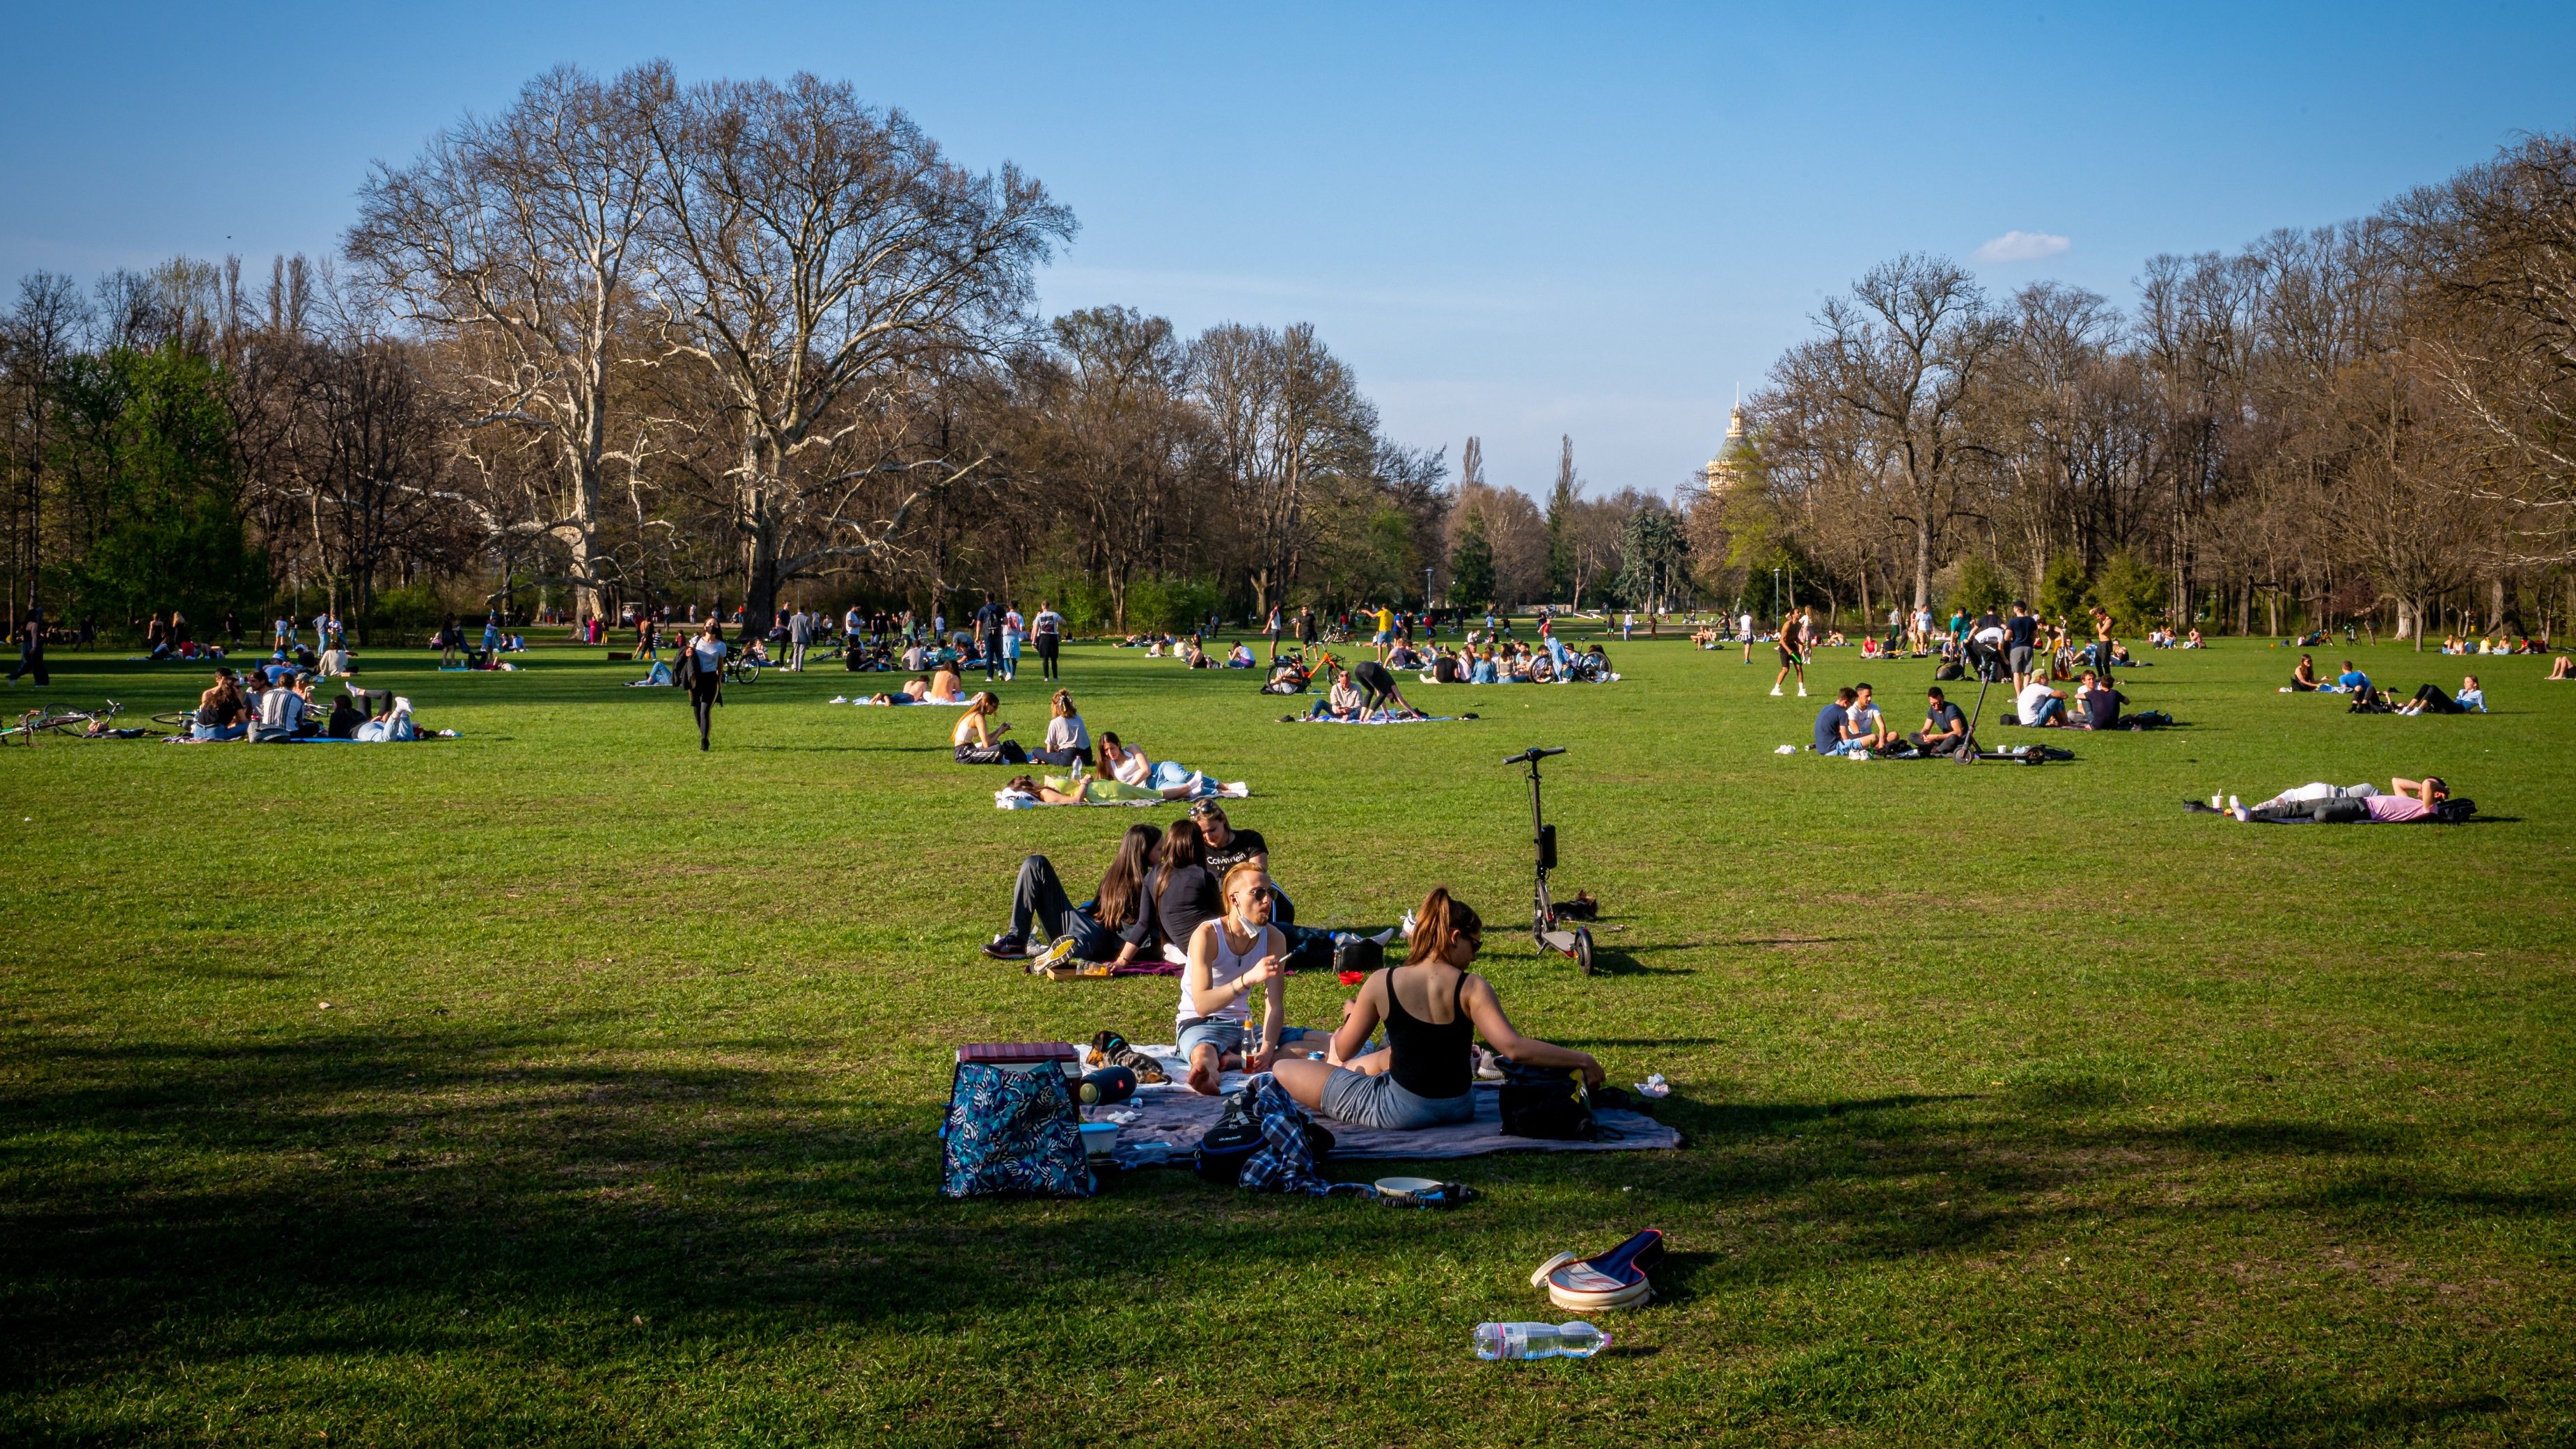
top-left (1972, 230), bottom-right (2071, 265)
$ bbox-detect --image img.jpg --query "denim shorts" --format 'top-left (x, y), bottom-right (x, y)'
top-left (1318, 1068), bottom-right (1477, 1130)
top-left (1176, 1018), bottom-right (1246, 1062)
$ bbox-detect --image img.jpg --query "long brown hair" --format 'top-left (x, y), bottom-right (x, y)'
top-left (1159, 820), bottom-right (1205, 873)
top-left (1404, 886), bottom-right (1482, 966)
top-left (1096, 823), bottom-right (1163, 931)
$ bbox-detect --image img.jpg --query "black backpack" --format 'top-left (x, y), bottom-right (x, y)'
top-left (1334, 937), bottom-right (1385, 976)
top-left (1496, 1059), bottom-right (1597, 1141)
top-left (2435, 797), bottom-right (2476, 823)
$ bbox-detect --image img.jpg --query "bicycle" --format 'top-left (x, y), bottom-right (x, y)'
top-left (723, 655), bottom-right (761, 685)
top-left (2, 699), bottom-right (125, 744)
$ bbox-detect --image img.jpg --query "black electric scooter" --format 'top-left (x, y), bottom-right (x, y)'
top-left (1502, 745), bottom-right (1594, 976)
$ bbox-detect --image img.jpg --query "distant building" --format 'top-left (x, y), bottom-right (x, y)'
top-left (1695, 403), bottom-right (1752, 503)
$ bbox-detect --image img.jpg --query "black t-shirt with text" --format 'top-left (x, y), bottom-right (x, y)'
top-left (1201, 827), bottom-right (1269, 877)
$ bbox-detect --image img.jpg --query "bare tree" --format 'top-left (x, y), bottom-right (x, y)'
top-left (1805, 255), bottom-right (2002, 608)
top-left (643, 72), bottom-right (1072, 623)
top-left (347, 62), bottom-right (673, 620)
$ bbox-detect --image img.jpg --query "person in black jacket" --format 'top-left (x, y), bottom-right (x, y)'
top-left (8, 608), bottom-right (47, 687)
top-left (677, 618), bottom-right (727, 750)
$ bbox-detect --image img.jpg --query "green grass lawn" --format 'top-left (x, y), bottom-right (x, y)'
top-left (3, 626), bottom-right (2570, 1446)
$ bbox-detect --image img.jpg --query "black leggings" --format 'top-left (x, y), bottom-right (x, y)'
top-left (955, 741), bottom-right (1028, 765)
top-left (2412, 684), bottom-right (2461, 714)
top-left (1035, 635), bottom-right (1060, 680)
top-left (689, 677), bottom-right (720, 749)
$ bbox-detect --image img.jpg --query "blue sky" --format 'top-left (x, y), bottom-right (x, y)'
top-left (5, 2), bottom-right (2572, 497)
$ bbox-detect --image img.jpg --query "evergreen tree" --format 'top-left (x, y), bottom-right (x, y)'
top-left (1545, 434), bottom-right (1577, 602)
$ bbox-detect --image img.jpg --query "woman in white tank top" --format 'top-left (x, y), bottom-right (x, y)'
top-left (1175, 865), bottom-right (1285, 1094)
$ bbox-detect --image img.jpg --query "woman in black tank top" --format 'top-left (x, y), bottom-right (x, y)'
top-left (1271, 888), bottom-right (1603, 1131)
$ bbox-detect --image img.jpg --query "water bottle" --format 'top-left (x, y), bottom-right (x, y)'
top-left (1473, 1321), bottom-right (1610, 1361)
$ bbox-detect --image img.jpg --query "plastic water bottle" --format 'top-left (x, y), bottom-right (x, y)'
top-left (1473, 1321), bottom-right (1610, 1361)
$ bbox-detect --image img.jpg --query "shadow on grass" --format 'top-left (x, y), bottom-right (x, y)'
top-left (3, 1026), bottom-right (2566, 1427)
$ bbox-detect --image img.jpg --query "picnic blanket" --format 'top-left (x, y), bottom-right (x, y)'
top-left (1087, 1074), bottom-right (1681, 1161)
top-left (996, 780), bottom-right (1250, 810)
top-left (1283, 714), bottom-right (1471, 726)
top-left (831, 695), bottom-right (974, 706)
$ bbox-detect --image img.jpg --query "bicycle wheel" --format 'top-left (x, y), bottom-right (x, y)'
top-left (151, 711), bottom-right (195, 728)
top-left (728, 660), bottom-right (759, 684)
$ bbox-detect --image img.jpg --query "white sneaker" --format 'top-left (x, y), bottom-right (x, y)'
top-left (1797, 686), bottom-right (1807, 697)
top-left (1032, 936), bottom-right (1082, 972)
top-left (2227, 795), bottom-right (2241, 812)
top-left (2231, 806), bottom-right (2250, 822)
top-left (1769, 687), bottom-right (1782, 696)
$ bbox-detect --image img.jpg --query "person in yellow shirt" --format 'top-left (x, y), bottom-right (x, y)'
top-left (1373, 604), bottom-right (1397, 661)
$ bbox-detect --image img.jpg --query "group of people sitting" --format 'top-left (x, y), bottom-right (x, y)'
top-left (2189, 776), bottom-right (2465, 824)
top-left (2007, 671), bottom-right (2167, 730)
top-left (2440, 634), bottom-right (2550, 655)
top-left (2146, 627), bottom-right (2206, 648)
top-left (952, 689), bottom-right (1232, 801)
top-left (1810, 683), bottom-right (1977, 757)
top-left (178, 666), bottom-right (424, 743)
top-left (1406, 637), bottom-right (1611, 685)
top-left (2283, 657), bottom-right (2490, 713)
top-left (984, 817), bottom-right (1603, 1125)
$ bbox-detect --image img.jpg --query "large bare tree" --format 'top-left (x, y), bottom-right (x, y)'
top-left (643, 72), bottom-right (1071, 623)
top-left (347, 62), bottom-right (673, 620)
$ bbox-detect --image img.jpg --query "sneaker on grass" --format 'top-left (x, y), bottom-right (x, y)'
top-left (981, 934), bottom-right (1032, 960)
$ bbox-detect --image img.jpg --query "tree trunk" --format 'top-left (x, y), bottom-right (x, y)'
top-left (1912, 519), bottom-right (1933, 611)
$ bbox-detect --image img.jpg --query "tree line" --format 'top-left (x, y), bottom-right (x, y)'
top-left (1702, 130), bottom-right (2576, 648)
top-left (0, 63), bottom-right (1505, 642)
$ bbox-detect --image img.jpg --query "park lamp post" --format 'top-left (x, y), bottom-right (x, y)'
top-left (1424, 567), bottom-right (1435, 627)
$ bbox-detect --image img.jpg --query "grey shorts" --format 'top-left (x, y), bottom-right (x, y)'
top-left (2008, 645), bottom-right (2034, 673)
top-left (1176, 1019), bottom-right (1246, 1062)
top-left (1318, 1068), bottom-right (1477, 1130)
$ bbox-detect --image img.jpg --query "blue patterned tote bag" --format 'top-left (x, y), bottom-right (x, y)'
top-left (941, 1062), bottom-right (1094, 1198)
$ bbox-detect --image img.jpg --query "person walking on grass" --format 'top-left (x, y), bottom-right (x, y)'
top-left (8, 607), bottom-right (48, 687)
top-left (1771, 607), bottom-right (1809, 698)
top-left (1266, 603), bottom-right (1283, 662)
top-left (678, 618), bottom-right (728, 751)
top-left (1032, 600), bottom-right (1064, 682)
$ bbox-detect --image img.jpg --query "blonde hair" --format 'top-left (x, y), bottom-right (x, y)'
top-left (971, 691), bottom-right (998, 714)
top-left (1404, 886), bottom-right (1482, 966)
top-left (1223, 862), bottom-right (1269, 902)
top-left (1051, 689), bottom-right (1075, 718)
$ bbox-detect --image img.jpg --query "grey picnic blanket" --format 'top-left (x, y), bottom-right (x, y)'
top-left (1089, 1073), bottom-right (1682, 1161)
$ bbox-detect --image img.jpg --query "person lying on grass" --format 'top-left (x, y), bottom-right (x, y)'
top-left (984, 822), bottom-right (1163, 966)
top-left (1269, 886), bottom-right (1603, 1129)
top-left (952, 693), bottom-right (1026, 764)
top-left (861, 675), bottom-right (936, 705)
top-left (2395, 675), bottom-right (2487, 714)
top-left (1175, 864), bottom-right (1291, 1093)
top-left (2190, 776), bottom-right (2452, 823)
top-left (1000, 772), bottom-right (1202, 806)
